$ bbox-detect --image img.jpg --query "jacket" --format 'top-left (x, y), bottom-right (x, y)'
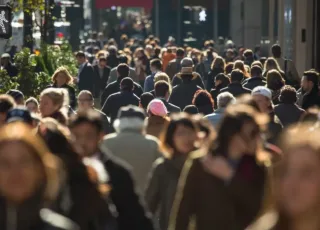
top-left (301, 87), bottom-right (320, 110)
top-left (49, 84), bottom-right (77, 110)
top-left (205, 108), bottom-right (226, 128)
top-left (146, 116), bottom-right (170, 139)
top-left (274, 103), bottom-right (305, 127)
top-left (102, 91), bottom-right (140, 125)
top-left (207, 67), bottom-right (224, 91)
top-left (108, 67), bottom-right (139, 84)
top-left (210, 84), bottom-right (226, 109)
top-left (145, 155), bottom-right (187, 230)
top-left (78, 62), bottom-right (94, 93)
top-left (165, 58), bottom-right (183, 79)
top-left (243, 77), bottom-right (267, 90)
top-left (267, 113), bottom-right (283, 145)
top-left (144, 72), bottom-right (159, 92)
top-left (162, 53), bottom-right (176, 71)
top-left (172, 72), bottom-right (205, 89)
top-left (94, 108), bottom-right (111, 133)
top-left (93, 65), bottom-right (111, 97)
top-left (4, 62), bottom-right (18, 77)
top-left (157, 98), bottom-right (181, 114)
top-left (220, 82), bottom-right (252, 98)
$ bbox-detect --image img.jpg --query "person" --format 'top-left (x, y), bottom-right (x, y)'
top-left (225, 62), bottom-right (234, 75)
top-left (106, 45), bottom-right (119, 69)
top-left (299, 108), bottom-right (319, 124)
top-left (0, 122), bottom-right (78, 230)
top-left (49, 67), bottom-right (77, 109)
top-left (162, 48), bottom-right (176, 71)
top-left (192, 90), bottom-right (214, 115)
top-left (154, 80), bottom-right (180, 114)
top-left (220, 69), bottom-right (251, 97)
top-left (93, 56), bottom-right (111, 99)
top-left (234, 60), bottom-right (250, 78)
top-left (247, 125), bottom-right (320, 230)
top-left (0, 94), bottom-right (16, 126)
top-left (205, 92), bottom-right (235, 128)
top-left (6, 106), bottom-right (33, 127)
top-left (243, 65), bottom-right (266, 90)
top-left (39, 88), bottom-right (69, 125)
top-left (101, 63), bottom-right (143, 106)
top-left (183, 105), bottom-right (199, 115)
top-left (274, 85), bottom-right (305, 127)
top-left (102, 105), bottom-right (160, 192)
top-left (139, 92), bottom-right (154, 113)
top-left (169, 67), bottom-right (202, 110)
top-left (75, 51), bottom-right (94, 93)
top-left (252, 86), bottom-right (283, 144)
top-left (243, 49), bottom-right (255, 67)
top-left (262, 57), bottom-right (286, 80)
top-left (166, 48), bottom-right (185, 79)
top-left (108, 55), bottom-right (138, 84)
top-left (266, 69), bottom-right (285, 105)
top-left (210, 73), bottom-right (230, 109)
top-left (206, 56), bottom-right (225, 91)
top-left (77, 90), bottom-right (111, 133)
top-left (271, 44), bottom-right (300, 87)
top-left (146, 99), bottom-right (170, 139)
top-left (1, 53), bottom-right (18, 77)
top-left (144, 59), bottom-right (163, 92)
top-left (69, 110), bottom-right (155, 230)
top-left (253, 45), bottom-right (261, 60)
top-left (145, 114), bottom-right (198, 230)
top-left (25, 97), bottom-right (39, 114)
top-left (6, 89), bottom-right (24, 105)
top-left (102, 77), bottom-right (140, 126)
top-left (299, 70), bottom-right (320, 110)
top-left (169, 105), bottom-right (268, 230)
top-left (135, 48), bottom-right (150, 87)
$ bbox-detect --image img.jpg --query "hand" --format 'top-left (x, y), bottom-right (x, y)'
top-left (202, 155), bottom-right (234, 181)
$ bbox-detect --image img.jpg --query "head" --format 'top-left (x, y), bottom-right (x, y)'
top-left (192, 90), bottom-right (214, 110)
top-left (160, 113), bottom-right (198, 156)
top-left (225, 62), bottom-right (234, 74)
top-left (264, 57), bottom-right (282, 72)
top-left (25, 97), bottom-right (39, 114)
top-left (1, 53), bottom-right (10, 66)
top-left (52, 67), bottom-right (73, 87)
top-left (0, 122), bottom-right (60, 204)
top-left (251, 60), bottom-right (263, 69)
top-left (230, 69), bottom-right (244, 83)
top-left (181, 57), bottom-right (194, 69)
top-left (75, 51), bottom-right (86, 65)
top-left (150, 58), bottom-right (162, 73)
top-left (176, 48), bottom-right (185, 58)
top-left (107, 45), bottom-right (118, 56)
top-left (254, 45), bottom-right (261, 55)
top-left (279, 85), bottom-right (297, 104)
top-left (98, 57), bottom-right (107, 68)
top-left (215, 73), bottom-right (230, 88)
top-left (77, 90), bottom-right (94, 110)
top-left (120, 77), bottom-right (134, 92)
top-left (300, 108), bottom-right (319, 124)
top-left (226, 49), bottom-right (235, 59)
top-left (154, 72), bottom-right (171, 85)
top-left (183, 105), bottom-right (199, 115)
top-left (118, 55), bottom-right (129, 64)
top-left (0, 95), bottom-right (16, 126)
top-left (117, 63), bottom-right (130, 79)
top-left (40, 88), bottom-right (69, 117)
top-left (243, 49), bottom-right (254, 60)
top-left (140, 92), bottom-right (154, 111)
top-left (266, 70), bottom-right (285, 91)
top-left (217, 92), bottom-right (235, 109)
top-left (301, 70), bottom-right (319, 93)
top-left (234, 60), bottom-right (248, 77)
top-left (251, 65), bottom-right (263, 78)
top-left (6, 90), bottom-right (24, 105)
top-left (6, 107), bottom-right (33, 127)
top-left (252, 86), bottom-right (273, 113)
top-left (271, 44), bottom-right (282, 58)
top-left (155, 80), bottom-right (171, 100)
top-left (211, 56), bottom-right (226, 70)
top-left (147, 99), bottom-right (168, 117)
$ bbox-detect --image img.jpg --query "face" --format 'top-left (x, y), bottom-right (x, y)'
top-left (55, 73), bottom-right (68, 86)
top-left (26, 101), bottom-right (39, 113)
top-left (276, 147), bottom-right (320, 217)
top-left (99, 60), bottom-right (107, 67)
top-left (0, 141), bottom-right (43, 203)
top-left (39, 95), bottom-right (59, 117)
top-left (71, 123), bottom-right (102, 157)
top-left (301, 76), bottom-right (313, 92)
top-left (77, 94), bottom-right (93, 110)
top-left (76, 56), bottom-right (85, 65)
top-left (253, 94), bottom-right (271, 113)
top-left (172, 124), bottom-right (197, 154)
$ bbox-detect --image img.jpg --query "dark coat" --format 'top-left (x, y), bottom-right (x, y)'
top-left (146, 116), bottom-right (170, 139)
top-left (274, 103), bottom-right (305, 127)
top-left (172, 72), bottom-right (205, 89)
top-left (169, 79), bottom-right (202, 110)
top-left (78, 62), bottom-right (94, 94)
top-left (158, 98), bottom-right (181, 114)
top-left (267, 113), bottom-right (283, 145)
top-left (301, 87), bottom-right (320, 110)
top-left (100, 78), bottom-right (143, 107)
top-left (4, 62), bottom-right (18, 77)
top-left (220, 83), bottom-right (252, 98)
top-left (210, 84), bottom-right (226, 109)
top-left (165, 58), bottom-right (183, 79)
top-left (242, 77), bottom-right (267, 90)
top-left (102, 91), bottom-right (140, 125)
top-left (93, 65), bottom-right (111, 97)
top-left (50, 84), bottom-right (77, 109)
top-left (207, 67), bottom-right (224, 91)
top-left (106, 55), bottom-right (120, 69)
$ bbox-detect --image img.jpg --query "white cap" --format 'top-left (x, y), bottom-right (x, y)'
top-left (252, 86), bottom-right (272, 100)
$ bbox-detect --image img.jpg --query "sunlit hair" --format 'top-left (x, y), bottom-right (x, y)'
top-left (154, 72), bottom-right (172, 93)
top-left (234, 60), bottom-right (250, 77)
top-left (0, 122), bottom-right (62, 202)
top-left (51, 67), bottom-right (73, 85)
top-left (192, 90), bottom-right (214, 109)
top-left (225, 62), bottom-right (234, 74)
top-left (95, 50), bottom-right (108, 59)
top-left (40, 88), bottom-right (69, 110)
top-left (211, 56), bottom-right (226, 70)
top-left (251, 60), bottom-right (263, 69)
top-left (25, 97), bottom-right (39, 107)
top-left (264, 57), bottom-right (282, 73)
top-left (266, 70), bottom-right (285, 91)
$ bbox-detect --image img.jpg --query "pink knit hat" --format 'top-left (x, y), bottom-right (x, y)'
top-left (147, 99), bottom-right (168, 117)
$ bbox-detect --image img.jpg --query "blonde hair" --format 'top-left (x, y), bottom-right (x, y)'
top-left (40, 88), bottom-right (69, 116)
top-left (264, 57), bottom-right (282, 73)
top-left (211, 56), bottom-right (226, 70)
top-left (51, 67), bottom-right (73, 85)
top-left (234, 60), bottom-right (250, 77)
top-left (154, 72), bottom-right (172, 94)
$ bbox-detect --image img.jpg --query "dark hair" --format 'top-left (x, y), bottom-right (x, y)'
top-left (69, 109), bottom-right (103, 133)
top-left (279, 85), bottom-right (297, 104)
top-left (0, 95), bottom-right (16, 113)
top-left (192, 90), bottom-right (214, 109)
top-left (236, 94), bottom-right (261, 112)
top-left (154, 47), bottom-right (161, 56)
top-left (230, 69), bottom-right (244, 82)
top-left (118, 55), bottom-right (128, 64)
top-left (120, 77), bottom-right (134, 91)
top-left (75, 51), bottom-right (86, 58)
top-left (176, 48), bottom-right (185, 57)
top-left (243, 49), bottom-right (254, 58)
top-left (117, 63), bottom-right (130, 78)
top-left (225, 62), bottom-right (234, 74)
top-left (183, 105), bottom-right (199, 115)
top-left (254, 45), bottom-right (261, 53)
top-left (300, 108), bottom-right (319, 123)
top-left (303, 70), bottom-right (319, 86)
top-left (150, 58), bottom-right (162, 70)
top-left (251, 65), bottom-right (263, 77)
top-left (140, 92), bottom-right (154, 110)
top-left (266, 70), bottom-right (285, 91)
top-left (155, 81), bottom-right (170, 98)
top-left (215, 73), bottom-right (230, 88)
top-left (271, 44), bottom-right (282, 58)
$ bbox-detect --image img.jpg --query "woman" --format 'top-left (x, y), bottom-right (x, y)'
top-left (192, 90), bottom-right (214, 115)
top-left (26, 97), bottom-right (40, 114)
top-left (207, 56), bottom-right (225, 91)
top-left (145, 114), bottom-right (198, 230)
top-left (263, 58), bottom-right (286, 80)
top-left (234, 60), bottom-right (250, 78)
top-left (225, 62), bottom-right (234, 75)
top-left (39, 88), bottom-right (69, 125)
top-left (146, 99), bottom-right (170, 139)
top-left (0, 122), bottom-right (78, 230)
top-left (210, 73), bottom-right (230, 109)
top-left (266, 70), bottom-right (285, 105)
top-left (169, 104), bottom-right (268, 230)
top-left (135, 47), bottom-right (150, 87)
top-left (247, 125), bottom-right (320, 230)
top-left (50, 67), bottom-right (76, 109)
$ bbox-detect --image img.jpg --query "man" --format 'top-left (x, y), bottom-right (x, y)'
top-left (271, 44), bottom-right (300, 87)
top-left (205, 92), bottom-right (235, 128)
top-left (171, 57), bottom-right (205, 88)
top-left (6, 89), bottom-right (24, 105)
top-left (0, 94), bottom-right (16, 126)
top-left (77, 90), bottom-right (111, 133)
top-left (108, 55), bottom-right (138, 84)
top-left (243, 66), bottom-right (266, 90)
top-left (69, 110), bottom-right (155, 230)
top-left (154, 80), bottom-right (180, 114)
top-left (75, 51), bottom-right (94, 93)
top-left (144, 59), bottom-right (162, 92)
top-left (101, 105), bottom-right (160, 192)
top-left (299, 70), bottom-right (320, 110)
top-left (101, 64), bottom-right (143, 106)
top-left (1, 53), bottom-right (18, 77)
top-left (220, 69), bottom-right (251, 97)
top-left (243, 49), bottom-right (255, 67)
top-left (93, 56), bottom-right (111, 98)
top-left (102, 77), bottom-right (140, 125)
top-left (165, 48), bottom-right (185, 79)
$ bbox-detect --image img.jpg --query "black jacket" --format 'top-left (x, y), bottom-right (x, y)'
top-left (158, 98), bottom-right (181, 114)
top-left (78, 62), bottom-right (94, 94)
top-left (274, 103), bottom-right (305, 127)
top-left (172, 72), bottom-right (205, 89)
top-left (102, 91), bottom-right (140, 125)
top-left (301, 87), bottom-right (320, 110)
top-left (94, 108), bottom-right (111, 134)
top-left (100, 78), bottom-right (143, 107)
top-left (242, 77), bottom-right (266, 90)
top-left (207, 67), bottom-right (224, 91)
top-left (210, 84), bottom-right (226, 109)
top-left (98, 152), bottom-right (155, 230)
top-left (50, 84), bottom-right (77, 109)
top-left (220, 82), bottom-right (252, 98)
top-left (4, 62), bottom-right (18, 77)
top-left (93, 65), bottom-right (111, 97)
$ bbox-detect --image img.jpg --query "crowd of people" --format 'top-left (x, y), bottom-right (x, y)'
top-left (0, 33), bottom-right (320, 230)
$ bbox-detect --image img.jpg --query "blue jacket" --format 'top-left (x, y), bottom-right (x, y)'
top-left (144, 72), bottom-right (158, 92)
top-left (205, 108), bottom-right (226, 128)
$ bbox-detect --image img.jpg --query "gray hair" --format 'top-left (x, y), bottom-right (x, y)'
top-left (217, 92), bottom-right (235, 108)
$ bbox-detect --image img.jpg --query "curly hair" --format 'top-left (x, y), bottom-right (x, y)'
top-left (51, 67), bottom-right (73, 85)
